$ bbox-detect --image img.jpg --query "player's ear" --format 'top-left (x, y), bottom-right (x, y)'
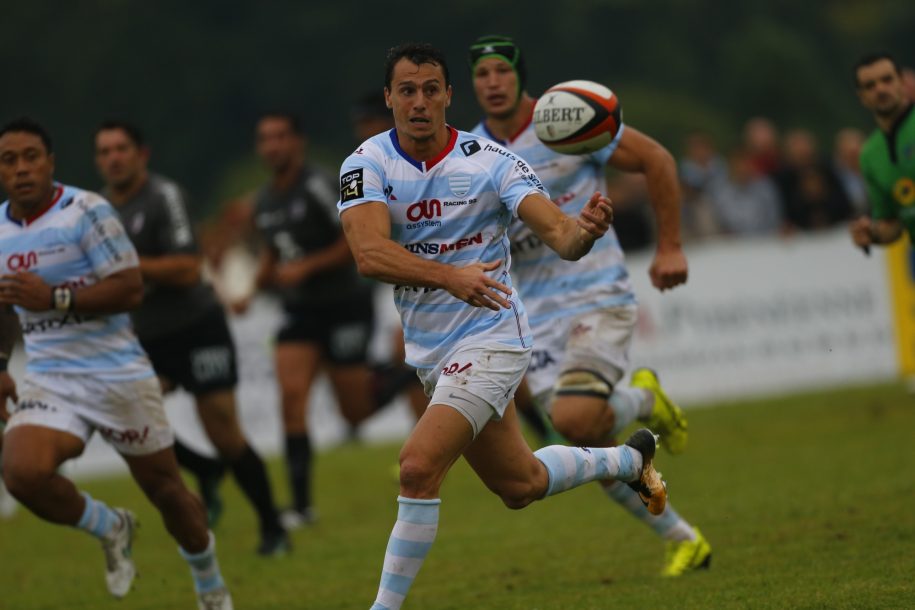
top-left (384, 87), bottom-right (393, 109)
top-left (445, 85), bottom-right (453, 108)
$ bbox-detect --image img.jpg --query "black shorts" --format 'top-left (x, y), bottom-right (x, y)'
top-left (140, 307), bottom-right (239, 395)
top-left (277, 298), bottom-right (373, 365)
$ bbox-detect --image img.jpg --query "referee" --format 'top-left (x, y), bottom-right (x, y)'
top-left (94, 120), bottom-right (288, 555)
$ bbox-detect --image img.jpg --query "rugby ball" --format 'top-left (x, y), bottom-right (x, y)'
top-left (532, 80), bottom-right (622, 154)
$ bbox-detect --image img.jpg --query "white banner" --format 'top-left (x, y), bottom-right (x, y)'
top-left (626, 229), bottom-right (897, 404)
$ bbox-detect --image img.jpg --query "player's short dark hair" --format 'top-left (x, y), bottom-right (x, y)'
top-left (384, 43), bottom-right (450, 89)
top-left (258, 111), bottom-right (304, 136)
top-left (95, 119), bottom-right (145, 148)
top-left (853, 51), bottom-right (902, 87)
top-left (0, 117), bottom-right (53, 153)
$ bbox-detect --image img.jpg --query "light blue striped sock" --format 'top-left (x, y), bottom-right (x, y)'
top-left (534, 444), bottom-right (642, 497)
top-left (603, 480), bottom-right (694, 541)
top-left (75, 492), bottom-right (119, 540)
top-left (608, 387), bottom-right (650, 436)
top-left (179, 531), bottom-right (225, 594)
top-left (370, 496), bottom-right (440, 610)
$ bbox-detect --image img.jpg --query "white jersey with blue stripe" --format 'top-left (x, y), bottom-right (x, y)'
top-left (338, 127), bottom-right (544, 369)
top-left (0, 184), bottom-right (154, 381)
top-left (470, 114), bottom-right (635, 332)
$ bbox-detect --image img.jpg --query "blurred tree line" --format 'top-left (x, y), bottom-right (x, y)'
top-left (2, 0), bottom-right (912, 216)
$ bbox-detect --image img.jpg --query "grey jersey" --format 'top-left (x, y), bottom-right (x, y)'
top-left (254, 165), bottom-right (370, 308)
top-left (110, 173), bottom-right (220, 340)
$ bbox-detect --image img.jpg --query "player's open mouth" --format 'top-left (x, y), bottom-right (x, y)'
top-left (14, 182), bottom-right (34, 193)
top-left (486, 94), bottom-right (507, 105)
top-left (409, 117), bottom-right (431, 124)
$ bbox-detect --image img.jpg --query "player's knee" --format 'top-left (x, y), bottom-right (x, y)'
top-left (2, 459), bottom-right (53, 501)
top-left (397, 453), bottom-right (444, 498)
top-left (494, 480), bottom-right (539, 510)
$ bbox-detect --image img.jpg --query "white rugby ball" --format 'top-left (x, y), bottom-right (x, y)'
top-left (532, 80), bottom-right (622, 154)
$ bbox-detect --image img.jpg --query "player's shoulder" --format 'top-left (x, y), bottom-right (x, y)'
top-left (345, 130), bottom-right (393, 164)
top-left (146, 173), bottom-right (185, 199)
top-left (62, 184), bottom-right (114, 213)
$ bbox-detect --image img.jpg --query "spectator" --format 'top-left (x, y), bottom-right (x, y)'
top-left (832, 128), bottom-right (869, 215)
top-left (743, 117), bottom-right (781, 176)
top-left (678, 131), bottom-right (724, 240)
top-left (776, 129), bottom-right (853, 231)
top-left (903, 67), bottom-right (915, 102)
top-left (706, 147), bottom-right (783, 235)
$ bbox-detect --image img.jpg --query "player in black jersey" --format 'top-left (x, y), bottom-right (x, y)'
top-left (94, 120), bottom-right (288, 555)
top-left (236, 112), bottom-right (414, 528)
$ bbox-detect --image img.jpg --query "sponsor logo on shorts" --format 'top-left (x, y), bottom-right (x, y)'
top-left (511, 233), bottom-right (544, 255)
top-left (571, 322), bottom-right (593, 338)
top-left (529, 350), bottom-right (557, 372)
top-left (441, 362), bottom-right (472, 376)
top-left (15, 399), bottom-right (56, 413)
top-left (340, 168), bottom-right (364, 202)
top-left (191, 346), bottom-right (232, 383)
top-left (99, 426), bottom-right (151, 446)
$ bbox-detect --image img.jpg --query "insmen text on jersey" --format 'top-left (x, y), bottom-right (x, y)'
top-left (337, 127), bottom-right (543, 369)
top-left (470, 117), bottom-right (635, 332)
top-left (0, 184), bottom-right (153, 380)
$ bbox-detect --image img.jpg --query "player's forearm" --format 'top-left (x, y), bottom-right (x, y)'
top-left (550, 217), bottom-right (596, 261)
top-left (643, 147), bottom-right (683, 251)
top-left (139, 255), bottom-right (201, 287)
top-left (352, 238), bottom-right (451, 289)
top-left (294, 237), bottom-right (353, 276)
top-left (72, 268), bottom-right (145, 313)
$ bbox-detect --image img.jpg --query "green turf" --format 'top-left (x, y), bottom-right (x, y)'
top-left (1, 381), bottom-right (914, 609)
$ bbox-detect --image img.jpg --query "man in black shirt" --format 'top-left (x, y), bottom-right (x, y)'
top-left (239, 112), bottom-right (411, 528)
top-left (94, 120), bottom-right (288, 555)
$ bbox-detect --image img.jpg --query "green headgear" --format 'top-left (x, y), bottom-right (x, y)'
top-left (468, 35), bottom-right (527, 97)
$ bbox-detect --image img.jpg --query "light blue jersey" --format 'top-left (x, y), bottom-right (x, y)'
top-left (471, 113), bottom-right (636, 332)
top-left (0, 184), bottom-right (154, 381)
top-left (338, 127), bottom-right (544, 369)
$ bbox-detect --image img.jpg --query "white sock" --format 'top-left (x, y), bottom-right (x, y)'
top-left (75, 491), bottom-right (119, 540)
top-left (603, 481), bottom-right (695, 541)
top-left (608, 387), bottom-right (652, 435)
top-left (179, 531), bottom-right (226, 594)
top-left (533, 445), bottom-right (642, 496)
top-left (371, 496), bottom-right (440, 610)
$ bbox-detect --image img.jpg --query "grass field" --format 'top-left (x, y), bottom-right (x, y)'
top-left (1, 381), bottom-right (914, 610)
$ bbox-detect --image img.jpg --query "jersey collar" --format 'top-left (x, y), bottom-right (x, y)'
top-left (389, 126), bottom-right (458, 172)
top-left (5, 184), bottom-right (64, 227)
top-left (479, 103), bottom-right (534, 146)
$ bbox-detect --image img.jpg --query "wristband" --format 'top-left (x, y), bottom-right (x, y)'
top-left (0, 357), bottom-right (8, 373)
top-left (52, 285), bottom-right (74, 312)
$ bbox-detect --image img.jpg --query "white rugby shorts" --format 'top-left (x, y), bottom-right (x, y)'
top-left (4, 373), bottom-right (174, 456)
top-left (417, 343), bottom-right (532, 438)
top-left (527, 304), bottom-right (638, 408)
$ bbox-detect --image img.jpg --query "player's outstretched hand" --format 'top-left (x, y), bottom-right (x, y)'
top-left (649, 247), bottom-right (688, 291)
top-left (0, 372), bottom-right (18, 423)
top-left (446, 260), bottom-right (512, 311)
top-left (0, 273), bottom-right (52, 312)
top-left (577, 192), bottom-right (614, 240)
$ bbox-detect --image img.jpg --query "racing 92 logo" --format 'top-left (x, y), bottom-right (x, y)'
top-left (7, 251), bottom-right (38, 271)
top-left (406, 199), bottom-right (442, 221)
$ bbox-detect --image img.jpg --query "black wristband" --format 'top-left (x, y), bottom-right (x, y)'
top-left (0, 357), bottom-right (8, 373)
